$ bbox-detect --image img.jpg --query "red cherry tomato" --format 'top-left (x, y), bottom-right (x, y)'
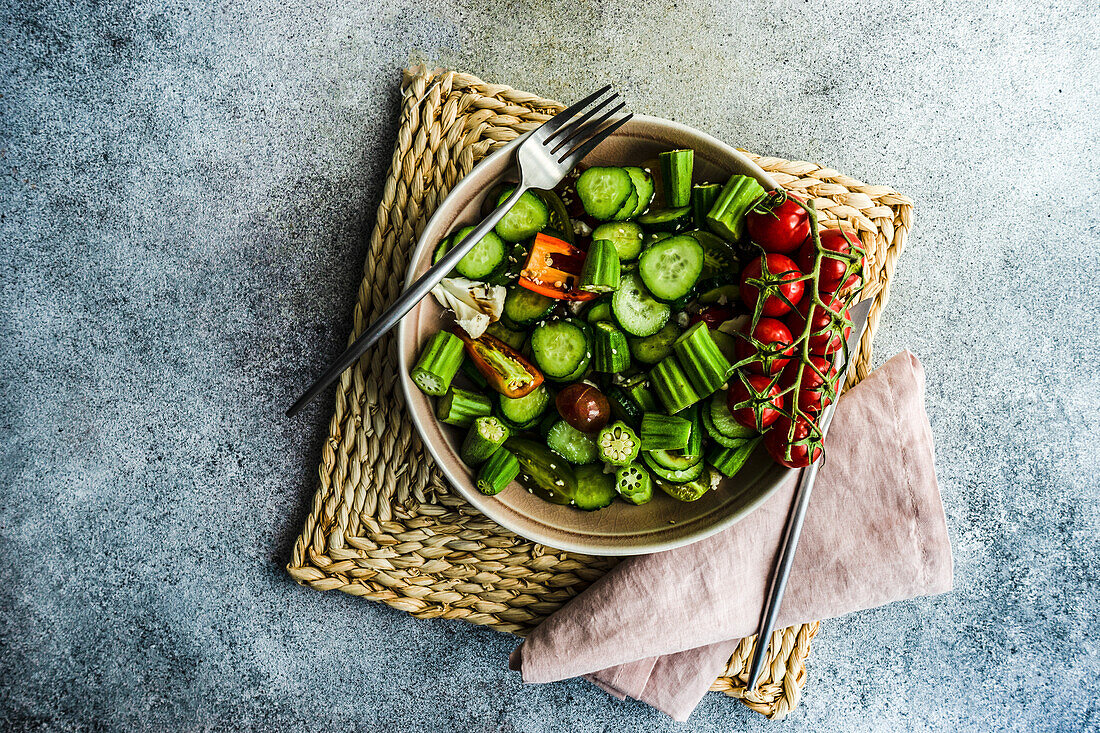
top-left (689, 305), bottom-right (736, 330)
top-left (786, 295), bottom-right (851, 356)
top-left (727, 373), bottom-right (783, 430)
top-left (781, 356), bottom-right (838, 412)
top-left (735, 318), bottom-right (796, 375)
top-left (798, 228), bottom-right (862, 295)
top-left (555, 383), bottom-right (610, 433)
top-left (740, 254), bottom-right (805, 317)
top-left (764, 413), bottom-right (823, 468)
top-left (746, 193), bottom-right (811, 254)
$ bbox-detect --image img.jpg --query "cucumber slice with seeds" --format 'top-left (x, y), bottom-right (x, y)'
top-left (592, 221), bottom-right (645, 262)
top-left (577, 167), bottom-right (634, 221)
top-left (451, 225), bottom-right (507, 280)
top-left (504, 287), bottom-right (555, 326)
top-left (638, 234), bottom-right (704, 301)
top-left (612, 272), bottom-right (671, 337)
top-left (530, 320), bottom-right (590, 380)
top-left (494, 187), bottom-right (550, 242)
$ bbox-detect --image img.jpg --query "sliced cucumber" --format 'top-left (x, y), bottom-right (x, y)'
top-left (432, 235), bottom-right (453, 265)
top-left (642, 452), bottom-right (705, 482)
top-left (701, 405), bottom-right (748, 448)
top-left (577, 167), bottom-right (634, 221)
top-left (547, 420), bottom-right (599, 465)
top-left (708, 392), bottom-right (758, 439)
top-left (624, 166), bottom-right (655, 217)
top-left (529, 320), bottom-right (590, 380)
top-left (612, 184), bottom-right (640, 222)
top-left (637, 206), bottom-right (692, 233)
top-left (495, 186), bottom-right (550, 242)
top-left (627, 322), bottom-right (682, 365)
top-left (591, 221), bottom-right (644, 262)
top-left (498, 385), bottom-right (550, 429)
top-left (611, 272), bottom-right (671, 338)
top-left (485, 320), bottom-right (526, 351)
top-left (647, 448), bottom-right (703, 472)
top-left (504, 286), bottom-right (555, 326)
top-left (637, 234), bottom-right (704, 301)
top-left (685, 229), bottom-right (738, 280)
top-left (574, 463), bottom-right (617, 510)
top-left (451, 225), bottom-right (507, 279)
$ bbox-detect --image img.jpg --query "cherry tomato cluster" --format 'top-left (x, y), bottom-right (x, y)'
top-left (726, 192), bottom-right (864, 468)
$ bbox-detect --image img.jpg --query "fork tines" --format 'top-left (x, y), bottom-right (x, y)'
top-left (539, 86), bottom-right (633, 168)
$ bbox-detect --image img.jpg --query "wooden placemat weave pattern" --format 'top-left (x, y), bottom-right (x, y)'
top-left (287, 65), bottom-right (914, 720)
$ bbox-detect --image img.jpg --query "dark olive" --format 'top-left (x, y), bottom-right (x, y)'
top-left (555, 383), bottom-right (610, 433)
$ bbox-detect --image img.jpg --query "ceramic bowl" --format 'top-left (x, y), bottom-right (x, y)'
top-left (398, 115), bottom-right (788, 556)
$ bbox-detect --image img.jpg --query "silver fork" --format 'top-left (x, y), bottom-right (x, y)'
top-left (287, 86), bottom-right (632, 417)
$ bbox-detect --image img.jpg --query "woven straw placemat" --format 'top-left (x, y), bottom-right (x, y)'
top-left (287, 65), bottom-right (913, 719)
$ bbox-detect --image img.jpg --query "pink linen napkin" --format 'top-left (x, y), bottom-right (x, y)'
top-left (509, 350), bottom-right (953, 720)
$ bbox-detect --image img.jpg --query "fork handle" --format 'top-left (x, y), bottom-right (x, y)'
top-left (286, 183), bottom-right (529, 417)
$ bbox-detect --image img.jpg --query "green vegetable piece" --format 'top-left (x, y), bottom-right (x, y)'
top-left (672, 322), bottom-right (734, 396)
top-left (451, 225), bottom-right (508, 279)
top-left (505, 437), bottom-right (578, 505)
top-left (620, 373), bottom-right (660, 412)
top-left (592, 221), bottom-right (645, 262)
top-left (485, 320), bottom-right (526, 352)
top-left (642, 452), bottom-right (705, 482)
top-left (573, 464), bottom-right (617, 511)
top-left (477, 448), bottom-right (520, 496)
top-left (655, 472), bottom-right (712, 502)
top-left (639, 413), bottom-right (692, 451)
top-left (579, 238), bottom-right (622, 294)
top-left (460, 416), bottom-right (509, 465)
top-left (659, 149), bottom-right (694, 208)
top-left (614, 463), bottom-right (653, 505)
top-left (494, 186), bottom-right (550, 242)
top-left (546, 420), bottom-right (600, 465)
top-left (597, 421), bottom-right (640, 466)
top-left (705, 175), bottom-right (766, 242)
top-left (649, 357), bottom-right (702, 414)
top-left (585, 299), bottom-right (614, 324)
top-left (591, 321), bottom-right (631, 374)
top-left (624, 167), bottom-right (655, 218)
top-left (411, 332), bottom-right (464, 396)
top-left (437, 387), bottom-right (493, 428)
top-left (691, 183), bottom-right (722, 228)
top-left (707, 437), bottom-right (763, 478)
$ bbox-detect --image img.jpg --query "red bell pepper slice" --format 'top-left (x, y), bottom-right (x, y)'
top-left (454, 331), bottom-right (544, 398)
top-left (518, 232), bottom-right (598, 301)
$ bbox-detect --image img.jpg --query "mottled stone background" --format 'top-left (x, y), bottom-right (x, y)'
top-left (1, 0), bottom-right (1097, 730)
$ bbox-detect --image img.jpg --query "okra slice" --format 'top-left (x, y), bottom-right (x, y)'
top-left (437, 387), bottom-right (493, 428)
top-left (614, 463), bottom-right (653, 505)
top-left (477, 449), bottom-right (520, 496)
top-left (639, 413), bottom-right (692, 451)
top-left (579, 238), bottom-right (622, 294)
top-left (460, 416), bottom-right (509, 466)
top-left (411, 332), bottom-right (464, 396)
top-left (596, 421), bottom-right (640, 466)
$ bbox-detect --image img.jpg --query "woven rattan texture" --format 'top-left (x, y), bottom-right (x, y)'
top-left (287, 66), bottom-right (913, 720)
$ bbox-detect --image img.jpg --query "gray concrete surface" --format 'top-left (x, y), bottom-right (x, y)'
top-left (1, 0), bottom-right (1097, 730)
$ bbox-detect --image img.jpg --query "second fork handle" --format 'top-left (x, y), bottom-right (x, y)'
top-left (285, 183), bottom-right (529, 417)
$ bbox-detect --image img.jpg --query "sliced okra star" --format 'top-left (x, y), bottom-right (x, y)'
top-left (596, 421), bottom-right (641, 466)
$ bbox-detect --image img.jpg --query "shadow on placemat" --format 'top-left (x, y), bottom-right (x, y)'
top-left (286, 65), bottom-right (913, 720)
